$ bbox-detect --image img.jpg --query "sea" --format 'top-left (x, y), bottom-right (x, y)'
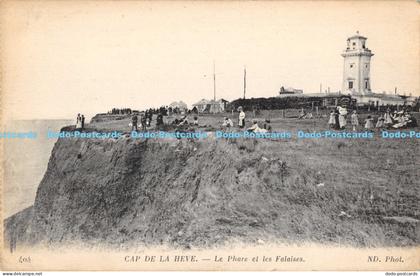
top-left (3, 119), bottom-right (73, 218)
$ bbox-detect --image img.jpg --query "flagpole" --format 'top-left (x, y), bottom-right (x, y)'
top-left (213, 61), bottom-right (216, 101)
top-left (243, 66), bottom-right (246, 99)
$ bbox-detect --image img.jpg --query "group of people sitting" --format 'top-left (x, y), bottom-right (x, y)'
top-left (221, 106), bottom-right (272, 133)
top-left (171, 116), bottom-right (199, 127)
top-left (222, 117), bottom-right (271, 133)
top-left (298, 109), bottom-right (314, 119)
top-left (379, 110), bottom-right (417, 129)
top-left (328, 107), bottom-right (418, 131)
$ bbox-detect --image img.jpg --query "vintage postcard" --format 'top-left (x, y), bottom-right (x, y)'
top-left (0, 0), bottom-right (419, 272)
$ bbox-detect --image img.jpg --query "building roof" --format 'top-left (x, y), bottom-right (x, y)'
top-left (348, 31), bottom-right (367, 40)
top-left (348, 35), bottom-right (367, 40)
top-left (169, 101), bottom-right (188, 109)
top-left (193, 99), bottom-right (209, 106)
top-left (352, 93), bottom-right (405, 102)
top-left (193, 98), bottom-right (229, 106)
top-left (277, 92), bottom-right (347, 98)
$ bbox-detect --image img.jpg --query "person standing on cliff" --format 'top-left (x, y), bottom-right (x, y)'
top-left (350, 110), bottom-right (359, 131)
top-left (338, 106), bottom-right (348, 129)
top-left (328, 110), bottom-right (336, 129)
top-left (76, 113), bottom-right (82, 129)
top-left (334, 108), bottom-right (340, 130)
top-left (131, 113), bottom-right (138, 131)
top-left (81, 115), bottom-right (85, 129)
top-left (238, 106), bottom-right (246, 128)
top-left (156, 113), bottom-right (164, 129)
top-left (140, 114), bottom-right (147, 131)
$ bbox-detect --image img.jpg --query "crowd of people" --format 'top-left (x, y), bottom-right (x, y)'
top-left (108, 108), bottom-right (135, 115)
top-left (109, 106), bottom-right (171, 117)
top-left (328, 107), bottom-right (418, 131)
top-left (129, 109), bottom-right (187, 131)
top-left (126, 105), bottom-right (269, 133)
top-left (111, 106), bottom-right (205, 118)
top-left (129, 111), bottom-right (164, 131)
top-left (127, 104), bottom-right (418, 135)
top-left (78, 104), bottom-right (417, 135)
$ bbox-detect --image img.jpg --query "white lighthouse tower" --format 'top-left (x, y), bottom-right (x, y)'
top-left (341, 31), bottom-right (374, 95)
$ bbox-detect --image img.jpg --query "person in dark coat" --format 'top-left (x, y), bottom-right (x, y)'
top-left (334, 108), bottom-right (340, 130)
top-left (156, 113), bottom-right (164, 129)
top-left (141, 114), bottom-right (147, 130)
top-left (81, 115), bottom-right (85, 129)
top-left (131, 114), bottom-right (138, 131)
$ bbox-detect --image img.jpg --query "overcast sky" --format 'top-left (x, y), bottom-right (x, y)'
top-left (1, 1), bottom-right (419, 120)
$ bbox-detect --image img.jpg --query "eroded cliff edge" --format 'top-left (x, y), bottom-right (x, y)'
top-left (4, 131), bottom-right (420, 249)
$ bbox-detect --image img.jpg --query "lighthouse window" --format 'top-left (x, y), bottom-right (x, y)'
top-left (349, 81), bottom-right (353, 89)
top-left (350, 64), bottom-right (354, 68)
top-left (365, 81), bottom-right (368, 89)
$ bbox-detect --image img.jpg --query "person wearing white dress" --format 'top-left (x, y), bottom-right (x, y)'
top-left (338, 106), bottom-right (348, 129)
top-left (238, 107), bottom-right (246, 128)
top-left (384, 109), bottom-right (393, 127)
top-left (76, 113), bottom-right (82, 129)
top-left (350, 110), bottom-right (359, 131)
top-left (364, 116), bottom-right (374, 130)
top-left (328, 111), bottom-right (336, 128)
top-left (376, 116), bottom-right (385, 128)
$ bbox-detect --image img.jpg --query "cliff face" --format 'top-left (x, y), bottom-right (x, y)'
top-left (7, 135), bottom-right (261, 248)
top-left (4, 133), bottom-right (420, 249)
top-left (21, 135), bottom-right (240, 247)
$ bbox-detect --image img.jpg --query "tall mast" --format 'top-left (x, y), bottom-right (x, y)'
top-left (243, 66), bottom-right (246, 99)
top-left (213, 61), bottom-right (216, 101)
